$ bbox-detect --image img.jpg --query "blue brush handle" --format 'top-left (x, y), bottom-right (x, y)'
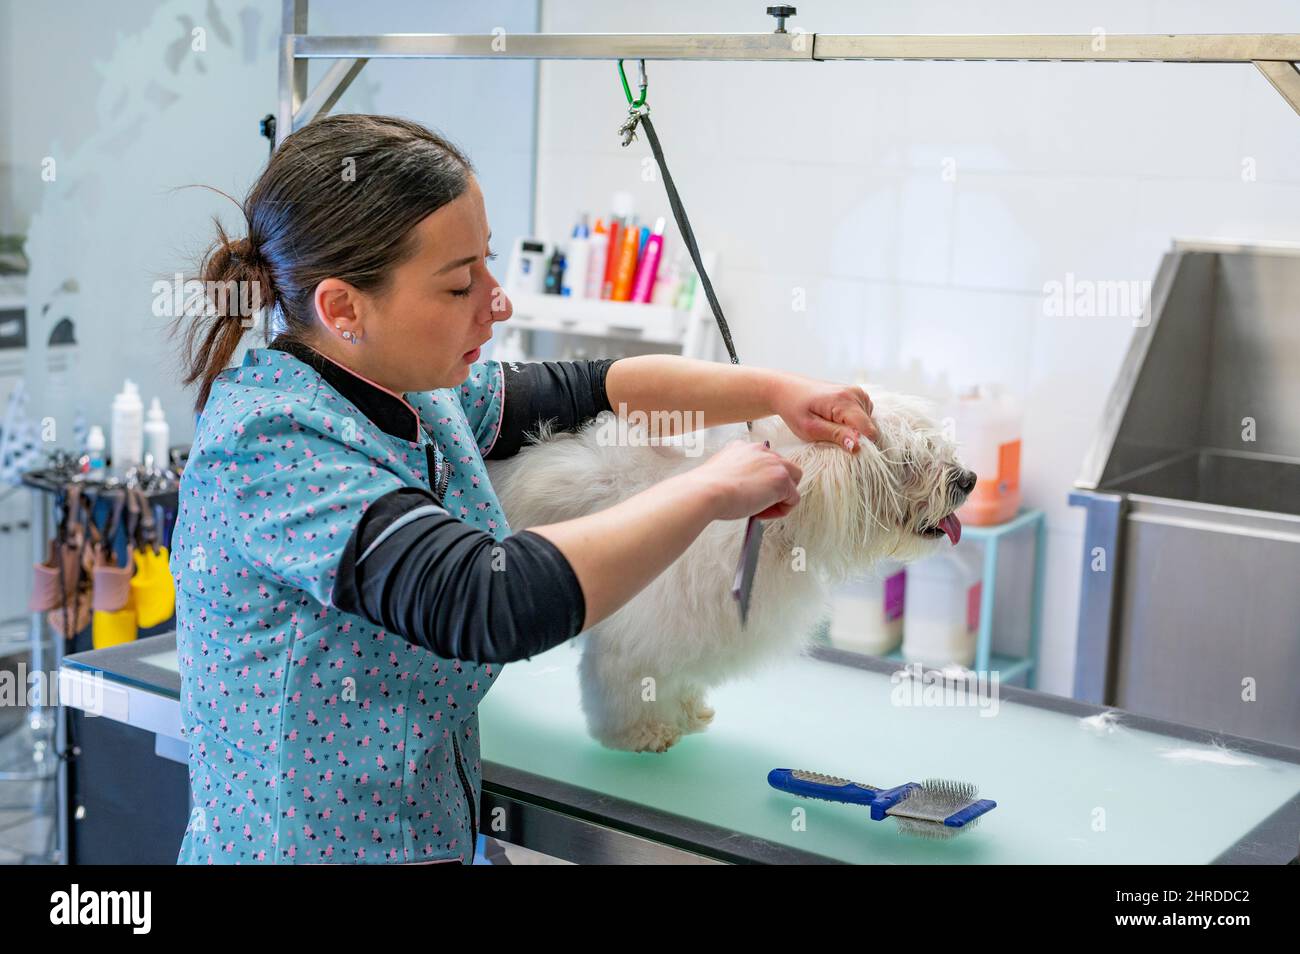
top-left (767, 768), bottom-right (881, 806)
top-left (945, 798), bottom-right (998, 827)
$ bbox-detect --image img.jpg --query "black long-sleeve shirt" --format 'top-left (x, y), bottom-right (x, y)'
top-left (270, 339), bottom-right (617, 663)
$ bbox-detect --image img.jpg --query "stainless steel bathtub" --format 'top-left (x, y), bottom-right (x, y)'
top-left (1072, 240), bottom-right (1300, 748)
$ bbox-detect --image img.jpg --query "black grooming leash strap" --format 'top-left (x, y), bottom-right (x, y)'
top-left (626, 101), bottom-right (764, 625)
top-left (637, 112), bottom-right (741, 368)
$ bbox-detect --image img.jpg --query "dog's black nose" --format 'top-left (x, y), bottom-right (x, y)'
top-left (954, 469), bottom-right (977, 495)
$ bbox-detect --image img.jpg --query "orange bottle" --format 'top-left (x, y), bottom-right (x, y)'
top-left (611, 217), bottom-right (641, 301)
top-left (602, 219), bottom-right (622, 299)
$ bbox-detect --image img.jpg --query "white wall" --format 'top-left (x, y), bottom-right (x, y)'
top-left (3, 0), bottom-right (538, 446)
top-left (534, 0), bottom-right (1300, 696)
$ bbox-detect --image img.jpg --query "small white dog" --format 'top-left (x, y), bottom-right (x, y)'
top-left (486, 391), bottom-right (975, 753)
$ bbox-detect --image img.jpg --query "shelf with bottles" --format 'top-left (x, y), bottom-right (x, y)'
top-left (818, 509), bottom-right (1046, 688)
top-left (505, 195), bottom-right (722, 360)
top-left (505, 292), bottom-right (687, 345)
top-left (506, 244), bottom-right (720, 360)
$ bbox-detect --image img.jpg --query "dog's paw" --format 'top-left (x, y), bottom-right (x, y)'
top-left (680, 693), bottom-right (715, 732)
top-left (607, 721), bottom-right (683, 753)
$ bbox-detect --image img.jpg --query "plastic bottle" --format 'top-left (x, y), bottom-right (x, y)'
top-left (651, 251), bottom-right (682, 306)
top-left (602, 192), bottom-right (635, 299)
top-left (902, 545), bottom-right (983, 668)
top-left (632, 217), bottom-right (665, 304)
top-left (543, 249), bottom-right (566, 295)
top-left (506, 239), bottom-right (549, 294)
top-left (951, 384), bottom-right (1022, 526)
top-left (86, 425), bottom-right (106, 477)
top-left (828, 560), bottom-right (906, 655)
top-left (561, 218), bottom-right (590, 299)
top-left (585, 220), bottom-right (609, 300)
top-left (673, 268), bottom-right (698, 311)
top-left (110, 379), bottom-right (143, 471)
top-left (611, 215), bottom-right (641, 301)
top-left (145, 397), bottom-right (170, 468)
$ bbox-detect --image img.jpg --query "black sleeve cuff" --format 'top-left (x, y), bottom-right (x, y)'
top-left (486, 358), bottom-right (620, 460)
top-left (332, 487), bottom-right (586, 663)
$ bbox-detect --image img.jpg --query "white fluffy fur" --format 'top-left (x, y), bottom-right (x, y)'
top-left (486, 390), bottom-right (971, 753)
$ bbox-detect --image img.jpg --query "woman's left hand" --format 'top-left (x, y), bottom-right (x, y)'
top-left (770, 374), bottom-right (879, 452)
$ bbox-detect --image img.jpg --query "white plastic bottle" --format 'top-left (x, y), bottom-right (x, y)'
top-left (110, 379), bottom-right (144, 471)
top-left (145, 397), bottom-right (170, 468)
top-left (86, 425), bottom-right (106, 476)
top-left (506, 239), bottom-right (549, 295)
top-left (951, 384), bottom-right (1022, 526)
top-left (561, 219), bottom-right (590, 299)
top-left (828, 560), bottom-right (906, 655)
top-left (652, 251), bottom-right (683, 306)
top-left (902, 544), bottom-right (983, 669)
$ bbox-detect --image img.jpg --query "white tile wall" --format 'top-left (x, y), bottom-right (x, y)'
top-left (535, 0), bottom-right (1300, 696)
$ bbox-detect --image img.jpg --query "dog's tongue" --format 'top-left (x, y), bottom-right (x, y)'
top-left (939, 514), bottom-right (962, 546)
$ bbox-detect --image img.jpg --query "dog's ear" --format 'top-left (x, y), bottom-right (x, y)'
top-left (898, 445), bottom-right (922, 485)
top-left (892, 427), bottom-right (949, 490)
top-left (779, 440), bottom-right (874, 553)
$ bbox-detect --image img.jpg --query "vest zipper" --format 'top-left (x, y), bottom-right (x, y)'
top-left (421, 432), bottom-right (474, 850)
top-left (424, 440), bottom-right (450, 503)
top-left (451, 733), bottom-right (478, 848)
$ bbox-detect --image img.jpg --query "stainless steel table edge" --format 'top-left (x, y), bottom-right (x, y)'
top-left (481, 761), bottom-right (842, 865)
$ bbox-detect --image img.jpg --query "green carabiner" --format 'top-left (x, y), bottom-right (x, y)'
top-left (617, 59), bottom-right (647, 108)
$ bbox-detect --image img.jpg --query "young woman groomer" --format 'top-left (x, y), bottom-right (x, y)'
top-left (172, 114), bottom-right (877, 865)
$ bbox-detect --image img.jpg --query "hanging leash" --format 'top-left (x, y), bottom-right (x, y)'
top-left (617, 60), bottom-right (765, 625)
top-left (617, 60), bottom-right (744, 380)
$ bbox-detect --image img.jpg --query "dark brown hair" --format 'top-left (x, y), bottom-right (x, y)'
top-left (178, 114), bottom-right (475, 410)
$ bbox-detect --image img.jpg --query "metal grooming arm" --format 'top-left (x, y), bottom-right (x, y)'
top-left (276, 0), bottom-right (1300, 145)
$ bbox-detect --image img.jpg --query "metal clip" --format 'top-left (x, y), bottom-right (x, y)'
top-left (618, 105), bottom-right (647, 147)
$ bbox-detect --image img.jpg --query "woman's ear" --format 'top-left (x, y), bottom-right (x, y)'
top-left (313, 278), bottom-right (364, 344)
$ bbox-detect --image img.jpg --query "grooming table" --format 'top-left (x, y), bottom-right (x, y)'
top-left (59, 635), bottom-right (1300, 864)
top-left (478, 642), bottom-right (1300, 864)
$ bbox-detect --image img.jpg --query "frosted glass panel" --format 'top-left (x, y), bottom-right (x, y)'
top-left (481, 645), bottom-right (1300, 863)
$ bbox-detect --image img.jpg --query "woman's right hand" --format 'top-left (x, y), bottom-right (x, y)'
top-left (691, 440), bottom-right (802, 521)
top-left (531, 438), bottom-right (803, 630)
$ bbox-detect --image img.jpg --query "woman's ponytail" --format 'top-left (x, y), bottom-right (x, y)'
top-left (178, 218), bottom-right (277, 411)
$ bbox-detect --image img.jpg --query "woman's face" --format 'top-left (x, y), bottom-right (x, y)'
top-left (313, 175), bottom-right (513, 393)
